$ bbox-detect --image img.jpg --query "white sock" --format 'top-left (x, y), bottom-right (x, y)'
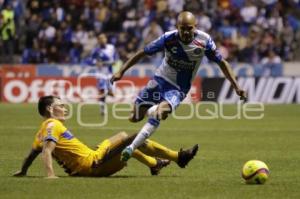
top-left (128, 119), bottom-right (160, 150)
top-left (146, 105), bottom-right (158, 117)
top-left (99, 102), bottom-right (106, 114)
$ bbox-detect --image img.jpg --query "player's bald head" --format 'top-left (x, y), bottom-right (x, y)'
top-left (177, 11), bottom-right (196, 26)
top-left (176, 11), bottom-right (197, 44)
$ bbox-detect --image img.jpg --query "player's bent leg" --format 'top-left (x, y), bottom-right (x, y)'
top-left (95, 132), bottom-right (136, 163)
top-left (129, 104), bottom-right (150, 123)
top-left (138, 139), bottom-right (178, 162)
top-left (91, 154), bottom-right (126, 177)
top-left (121, 117), bottom-right (160, 162)
top-left (90, 132), bottom-right (137, 177)
top-left (139, 140), bottom-right (199, 168)
top-left (98, 89), bottom-right (106, 116)
top-left (107, 131), bottom-right (130, 148)
top-left (156, 101), bottom-right (172, 120)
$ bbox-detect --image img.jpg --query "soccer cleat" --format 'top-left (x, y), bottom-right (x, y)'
top-left (150, 158), bottom-right (171, 176)
top-left (177, 144), bottom-right (199, 168)
top-left (120, 147), bottom-right (133, 162)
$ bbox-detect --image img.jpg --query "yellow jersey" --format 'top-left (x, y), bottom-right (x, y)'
top-left (32, 118), bottom-right (96, 175)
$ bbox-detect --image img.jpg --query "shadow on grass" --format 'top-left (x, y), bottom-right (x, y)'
top-left (9, 174), bottom-right (182, 179)
top-left (108, 175), bottom-right (182, 179)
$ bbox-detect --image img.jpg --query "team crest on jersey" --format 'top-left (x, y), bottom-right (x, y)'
top-left (46, 122), bottom-right (54, 136)
top-left (193, 48), bottom-right (202, 55)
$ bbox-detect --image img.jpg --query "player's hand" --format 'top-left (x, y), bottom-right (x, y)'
top-left (110, 71), bottom-right (123, 84)
top-left (235, 88), bottom-right (247, 102)
top-left (13, 170), bottom-right (26, 177)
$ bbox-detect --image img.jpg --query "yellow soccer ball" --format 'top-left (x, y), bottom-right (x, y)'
top-left (242, 160), bottom-right (269, 184)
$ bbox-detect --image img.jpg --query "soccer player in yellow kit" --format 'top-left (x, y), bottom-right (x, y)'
top-left (13, 96), bottom-right (198, 178)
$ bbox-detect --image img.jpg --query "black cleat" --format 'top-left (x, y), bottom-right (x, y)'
top-left (150, 158), bottom-right (171, 175)
top-left (177, 144), bottom-right (199, 168)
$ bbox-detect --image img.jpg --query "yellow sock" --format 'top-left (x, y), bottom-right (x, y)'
top-left (132, 149), bottom-right (157, 167)
top-left (138, 139), bottom-right (178, 162)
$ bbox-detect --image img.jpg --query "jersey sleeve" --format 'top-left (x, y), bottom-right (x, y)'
top-left (113, 46), bottom-right (119, 61)
top-left (204, 36), bottom-right (223, 63)
top-left (144, 34), bottom-right (165, 55)
top-left (32, 130), bottom-right (43, 151)
top-left (44, 121), bottom-right (65, 143)
top-left (91, 49), bottom-right (99, 65)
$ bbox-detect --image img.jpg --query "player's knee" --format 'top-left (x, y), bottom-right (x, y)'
top-left (129, 116), bottom-right (143, 123)
top-left (117, 131), bottom-right (129, 140)
top-left (158, 110), bottom-right (169, 120)
top-left (107, 131), bottom-right (128, 144)
top-left (157, 104), bottom-right (172, 120)
top-left (129, 112), bottom-right (144, 123)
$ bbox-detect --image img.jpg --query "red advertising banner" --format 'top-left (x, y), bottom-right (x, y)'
top-left (1, 76), bottom-right (201, 103)
top-left (0, 65), bottom-right (36, 78)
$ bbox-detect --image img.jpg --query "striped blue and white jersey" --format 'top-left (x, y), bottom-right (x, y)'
top-left (90, 44), bottom-right (117, 75)
top-left (144, 30), bottom-right (222, 93)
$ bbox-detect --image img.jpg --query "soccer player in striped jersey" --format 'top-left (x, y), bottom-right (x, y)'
top-left (89, 34), bottom-right (118, 116)
top-left (111, 11), bottom-right (247, 161)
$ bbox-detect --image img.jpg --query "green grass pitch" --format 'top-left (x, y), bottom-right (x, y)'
top-left (0, 103), bottom-right (299, 199)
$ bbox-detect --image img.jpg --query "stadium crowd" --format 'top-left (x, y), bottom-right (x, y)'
top-left (0, 0), bottom-right (299, 65)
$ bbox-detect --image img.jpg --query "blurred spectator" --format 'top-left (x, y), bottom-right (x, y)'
top-left (11, 0), bottom-right (24, 36)
top-left (22, 40), bottom-right (44, 63)
top-left (142, 21), bottom-right (164, 66)
top-left (38, 21), bottom-right (56, 42)
top-left (25, 14), bottom-right (40, 48)
top-left (47, 45), bottom-right (60, 63)
top-left (0, 0), bottom-right (298, 64)
top-left (156, 0), bottom-right (168, 13)
top-left (68, 42), bottom-right (82, 64)
top-left (103, 10), bottom-right (122, 32)
top-left (232, 31), bottom-right (247, 51)
top-left (240, 0), bottom-right (258, 24)
top-left (238, 39), bottom-right (256, 63)
top-left (83, 31), bottom-right (97, 57)
top-left (184, 0), bottom-right (202, 12)
top-left (142, 21), bottom-right (163, 45)
top-left (196, 10), bottom-right (212, 32)
top-left (168, 0), bottom-right (184, 13)
top-left (218, 19), bottom-right (237, 38)
top-left (1, 4), bottom-right (15, 63)
top-left (260, 50), bottom-right (282, 76)
top-left (71, 23), bottom-right (88, 46)
top-left (27, 0), bottom-right (40, 15)
top-left (60, 21), bottom-right (72, 47)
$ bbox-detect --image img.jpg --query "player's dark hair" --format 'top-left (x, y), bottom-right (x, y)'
top-left (38, 95), bottom-right (59, 117)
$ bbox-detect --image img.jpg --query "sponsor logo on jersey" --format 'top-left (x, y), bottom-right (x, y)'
top-left (167, 58), bottom-right (196, 71)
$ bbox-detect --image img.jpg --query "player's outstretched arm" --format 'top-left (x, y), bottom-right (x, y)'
top-left (42, 141), bottom-right (58, 179)
top-left (110, 49), bottom-right (147, 83)
top-left (217, 59), bottom-right (247, 101)
top-left (13, 149), bottom-right (41, 177)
